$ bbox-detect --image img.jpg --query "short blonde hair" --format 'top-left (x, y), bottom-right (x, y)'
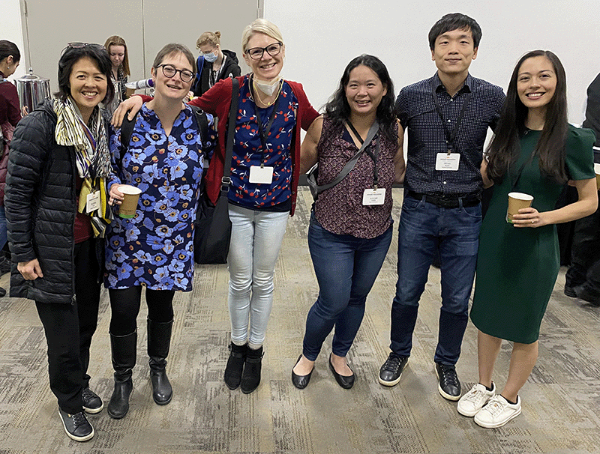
top-left (196, 31), bottom-right (221, 49)
top-left (241, 19), bottom-right (284, 53)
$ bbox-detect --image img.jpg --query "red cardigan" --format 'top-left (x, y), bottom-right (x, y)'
top-left (190, 75), bottom-right (319, 215)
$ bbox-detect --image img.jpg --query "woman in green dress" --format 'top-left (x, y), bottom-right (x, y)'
top-left (456, 50), bottom-right (598, 428)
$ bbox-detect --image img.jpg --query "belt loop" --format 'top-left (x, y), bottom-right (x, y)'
top-left (458, 197), bottom-right (464, 209)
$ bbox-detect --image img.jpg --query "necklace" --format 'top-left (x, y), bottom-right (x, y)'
top-left (252, 77), bottom-right (283, 107)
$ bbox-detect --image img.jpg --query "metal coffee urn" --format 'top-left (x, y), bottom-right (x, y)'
top-left (16, 68), bottom-right (51, 113)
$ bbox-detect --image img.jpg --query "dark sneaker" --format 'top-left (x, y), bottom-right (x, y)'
top-left (564, 285), bottom-right (577, 298)
top-left (435, 363), bottom-right (461, 401)
top-left (574, 285), bottom-right (600, 306)
top-left (82, 387), bottom-right (103, 414)
top-left (58, 409), bottom-right (94, 442)
top-left (378, 353), bottom-right (409, 386)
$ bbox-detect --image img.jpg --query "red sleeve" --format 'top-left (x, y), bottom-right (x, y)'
top-left (289, 81), bottom-right (319, 131)
top-left (190, 77), bottom-right (232, 116)
top-left (0, 82), bottom-right (22, 126)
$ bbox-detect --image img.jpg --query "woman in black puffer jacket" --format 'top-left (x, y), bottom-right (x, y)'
top-left (5, 43), bottom-right (114, 442)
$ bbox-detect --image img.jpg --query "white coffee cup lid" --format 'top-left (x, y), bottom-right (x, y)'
top-left (118, 185), bottom-right (142, 195)
top-left (508, 192), bottom-right (533, 201)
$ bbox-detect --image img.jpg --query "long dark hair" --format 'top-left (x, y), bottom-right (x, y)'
top-left (324, 54), bottom-right (396, 142)
top-left (486, 50), bottom-right (568, 184)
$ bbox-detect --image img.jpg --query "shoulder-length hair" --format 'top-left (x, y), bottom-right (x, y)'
top-left (56, 44), bottom-right (114, 106)
top-left (324, 54), bottom-right (396, 142)
top-left (104, 35), bottom-right (130, 77)
top-left (486, 50), bottom-right (568, 184)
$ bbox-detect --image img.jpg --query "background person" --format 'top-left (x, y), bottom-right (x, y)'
top-left (457, 50), bottom-right (597, 428)
top-left (112, 19), bottom-right (319, 394)
top-left (105, 43), bottom-right (215, 419)
top-left (103, 35), bottom-right (131, 120)
top-left (564, 72), bottom-right (600, 306)
top-left (5, 42), bottom-right (114, 442)
top-left (192, 31), bottom-right (241, 98)
top-left (292, 55), bottom-right (404, 390)
top-left (0, 40), bottom-right (23, 295)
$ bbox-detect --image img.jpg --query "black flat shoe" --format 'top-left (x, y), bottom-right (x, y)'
top-left (328, 354), bottom-right (354, 389)
top-left (291, 355), bottom-right (314, 390)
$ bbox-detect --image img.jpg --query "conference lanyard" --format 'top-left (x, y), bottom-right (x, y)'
top-left (250, 81), bottom-right (282, 167)
top-left (432, 85), bottom-right (472, 154)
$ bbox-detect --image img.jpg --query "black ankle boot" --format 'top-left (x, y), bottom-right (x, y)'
top-left (107, 331), bottom-right (137, 419)
top-left (148, 319), bottom-right (173, 405)
top-left (241, 346), bottom-right (263, 394)
top-left (224, 342), bottom-right (247, 390)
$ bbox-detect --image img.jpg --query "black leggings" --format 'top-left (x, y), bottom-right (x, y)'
top-left (109, 287), bottom-right (175, 335)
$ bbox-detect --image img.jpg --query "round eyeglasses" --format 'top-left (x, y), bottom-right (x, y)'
top-left (245, 42), bottom-right (283, 61)
top-left (156, 64), bottom-right (195, 83)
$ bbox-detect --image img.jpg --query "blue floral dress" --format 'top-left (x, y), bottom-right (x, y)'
top-left (105, 104), bottom-right (216, 291)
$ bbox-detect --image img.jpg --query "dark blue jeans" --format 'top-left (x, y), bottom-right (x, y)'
top-left (390, 195), bottom-right (481, 365)
top-left (303, 214), bottom-right (393, 361)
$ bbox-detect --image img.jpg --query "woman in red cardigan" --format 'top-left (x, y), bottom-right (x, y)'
top-left (113, 19), bottom-right (318, 394)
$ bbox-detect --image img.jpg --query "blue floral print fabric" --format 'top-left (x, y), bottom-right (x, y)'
top-left (105, 103), bottom-right (216, 291)
top-left (228, 79), bottom-right (298, 208)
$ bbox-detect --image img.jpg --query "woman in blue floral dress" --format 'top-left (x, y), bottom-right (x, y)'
top-left (104, 43), bottom-right (215, 419)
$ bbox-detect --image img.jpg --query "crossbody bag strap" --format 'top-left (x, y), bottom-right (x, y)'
top-left (315, 120), bottom-right (379, 195)
top-left (220, 78), bottom-right (239, 192)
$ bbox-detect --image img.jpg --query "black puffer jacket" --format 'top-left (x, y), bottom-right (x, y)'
top-left (6, 99), bottom-right (92, 303)
top-left (192, 50), bottom-right (241, 97)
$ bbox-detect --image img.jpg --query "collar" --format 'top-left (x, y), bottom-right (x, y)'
top-left (431, 72), bottom-right (473, 95)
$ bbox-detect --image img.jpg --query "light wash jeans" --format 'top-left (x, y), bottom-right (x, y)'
top-left (227, 204), bottom-right (288, 348)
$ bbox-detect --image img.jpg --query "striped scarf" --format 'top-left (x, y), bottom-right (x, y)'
top-left (53, 97), bottom-right (113, 237)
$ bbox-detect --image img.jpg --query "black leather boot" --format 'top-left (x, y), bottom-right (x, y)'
top-left (224, 342), bottom-right (247, 390)
top-left (107, 331), bottom-right (136, 419)
top-left (147, 319), bottom-right (173, 405)
top-left (241, 346), bottom-right (263, 394)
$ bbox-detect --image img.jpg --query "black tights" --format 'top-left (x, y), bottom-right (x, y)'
top-left (109, 287), bottom-right (175, 335)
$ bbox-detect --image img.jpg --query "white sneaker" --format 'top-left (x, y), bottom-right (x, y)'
top-left (457, 382), bottom-right (496, 417)
top-left (474, 394), bottom-right (521, 428)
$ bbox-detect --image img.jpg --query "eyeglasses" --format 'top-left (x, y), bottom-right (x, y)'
top-left (245, 42), bottom-right (283, 61)
top-left (61, 42), bottom-right (105, 56)
top-left (156, 64), bottom-right (195, 83)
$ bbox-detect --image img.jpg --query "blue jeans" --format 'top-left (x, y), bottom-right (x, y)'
top-left (303, 213), bottom-right (393, 360)
top-left (227, 204), bottom-right (289, 348)
top-left (390, 195), bottom-right (481, 365)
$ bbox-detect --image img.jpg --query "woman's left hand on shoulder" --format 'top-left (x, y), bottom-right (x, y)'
top-left (512, 207), bottom-right (547, 228)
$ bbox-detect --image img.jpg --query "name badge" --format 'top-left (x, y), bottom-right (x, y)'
top-left (86, 191), bottom-right (101, 213)
top-left (362, 188), bottom-right (386, 206)
top-left (249, 165), bottom-right (274, 184)
top-left (436, 153), bottom-right (460, 171)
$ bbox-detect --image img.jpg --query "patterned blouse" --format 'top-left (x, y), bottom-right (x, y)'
top-left (228, 79), bottom-right (298, 210)
top-left (314, 117), bottom-right (398, 239)
top-left (105, 104), bottom-right (216, 290)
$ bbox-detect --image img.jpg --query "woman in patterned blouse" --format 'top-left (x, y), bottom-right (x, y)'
top-left (113, 19), bottom-right (319, 395)
top-left (105, 43), bottom-right (215, 419)
top-left (292, 55), bottom-right (405, 390)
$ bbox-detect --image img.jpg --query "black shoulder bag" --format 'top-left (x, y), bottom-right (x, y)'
top-left (194, 78), bottom-right (239, 264)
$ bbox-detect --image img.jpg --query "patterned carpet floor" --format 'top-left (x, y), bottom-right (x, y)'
top-left (0, 187), bottom-right (599, 453)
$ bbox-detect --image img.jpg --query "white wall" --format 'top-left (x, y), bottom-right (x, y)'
top-left (1, 0), bottom-right (26, 81)
top-left (3, 0), bottom-right (600, 123)
top-left (265, 0), bottom-right (600, 124)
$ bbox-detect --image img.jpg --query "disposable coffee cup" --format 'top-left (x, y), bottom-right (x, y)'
top-left (506, 192), bottom-right (534, 223)
top-left (118, 185), bottom-right (142, 219)
top-left (594, 163), bottom-right (600, 190)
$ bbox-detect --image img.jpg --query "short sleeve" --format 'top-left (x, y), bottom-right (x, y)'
top-left (395, 88), bottom-right (409, 130)
top-left (565, 125), bottom-right (596, 180)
